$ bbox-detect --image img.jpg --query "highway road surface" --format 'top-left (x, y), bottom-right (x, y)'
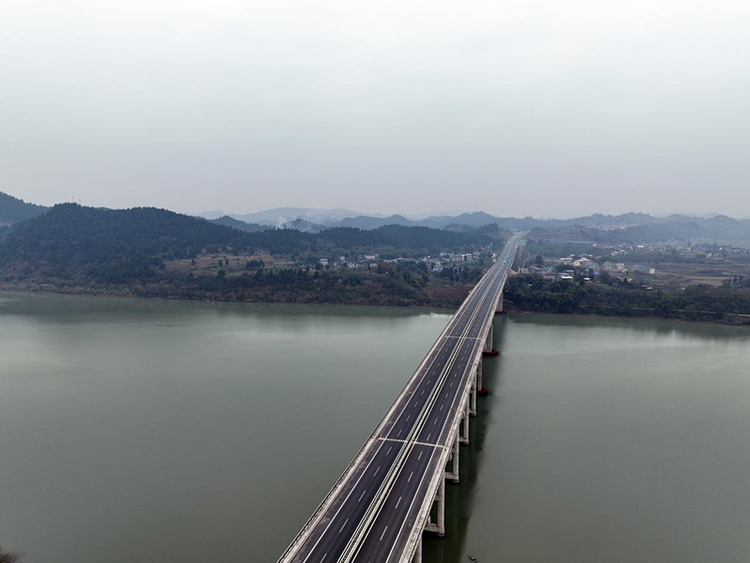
top-left (278, 236), bottom-right (519, 563)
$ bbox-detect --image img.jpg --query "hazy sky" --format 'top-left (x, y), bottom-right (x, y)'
top-left (1, 0), bottom-right (749, 218)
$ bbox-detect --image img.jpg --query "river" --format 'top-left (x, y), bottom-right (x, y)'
top-left (1, 292), bottom-right (749, 562)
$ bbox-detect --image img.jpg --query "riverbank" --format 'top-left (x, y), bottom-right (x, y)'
top-left (505, 275), bottom-right (750, 326)
top-left (6, 276), bottom-right (750, 327)
top-left (504, 303), bottom-right (750, 329)
top-left (0, 275), bottom-right (470, 310)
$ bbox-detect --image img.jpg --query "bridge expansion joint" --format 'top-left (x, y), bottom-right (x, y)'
top-left (376, 437), bottom-right (447, 450)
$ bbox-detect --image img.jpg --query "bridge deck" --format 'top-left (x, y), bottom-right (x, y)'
top-left (278, 238), bottom-right (519, 563)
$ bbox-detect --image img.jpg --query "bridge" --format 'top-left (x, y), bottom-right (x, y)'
top-left (277, 236), bottom-right (520, 563)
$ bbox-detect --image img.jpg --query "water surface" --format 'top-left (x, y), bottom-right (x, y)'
top-left (1, 294), bottom-right (749, 562)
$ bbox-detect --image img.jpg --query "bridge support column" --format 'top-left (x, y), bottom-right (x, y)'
top-left (460, 402), bottom-right (470, 445)
top-left (436, 476), bottom-right (445, 536)
top-left (476, 361), bottom-right (483, 391)
top-left (470, 379), bottom-right (477, 416)
top-left (412, 538), bottom-right (422, 563)
top-left (424, 477), bottom-right (445, 537)
top-left (444, 431), bottom-right (460, 483)
top-left (484, 324), bottom-right (493, 352)
top-left (497, 291), bottom-right (504, 313)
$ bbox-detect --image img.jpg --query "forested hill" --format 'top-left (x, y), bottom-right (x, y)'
top-left (527, 216), bottom-right (750, 245)
top-left (0, 204), bottom-right (504, 285)
top-left (2, 204), bottom-right (253, 265)
top-left (0, 191), bottom-right (48, 225)
top-left (209, 215), bottom-right (269, 232)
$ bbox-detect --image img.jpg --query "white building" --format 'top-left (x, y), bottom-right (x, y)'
top-left (602, 261), bottom-right (626, 273)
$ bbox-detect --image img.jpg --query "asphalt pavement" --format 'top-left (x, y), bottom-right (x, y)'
top-left (278, 238), bottom-right (518, 563)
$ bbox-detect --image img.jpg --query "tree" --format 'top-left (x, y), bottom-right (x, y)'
top-left (654, 291), bottom-right (676, 316)
top-left (0, 546), bottom-right (21, 563)
top-left (535, 254), bottom-right (544, 266)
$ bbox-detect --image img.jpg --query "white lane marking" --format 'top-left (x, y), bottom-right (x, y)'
top-left (382, 337), bottom-right (453, 442)
top-left (418, 450), bottom-right (423, 460)
top-left (433, 419), bottom-right (437, 425)
top-left (339, 518), bottom-right (349, 533)
top-left (382, 448), bottom-right (439, 563)
top-left (358, 489), bottom-right (367, 502)
top-left (395, 496), bottom-right (402, 509)
top-left (307, 249), bottom-right (515, 560)
top-left (299, 435), bottom-right (389, 563)
top-left (386, 446), bottom-right (392, 455)
top-left (374, 466), bottom-right (381, 476)
top-left (408, 472), bottom-right (414, 482)
top-left (379, 526), bottom-right (388, 542)
top-left (321, 554), bottom-right (327, 562)
top-left (426, 433), bottom-right (431, 441)
top-left (440, 404), bottom-right (444, 411)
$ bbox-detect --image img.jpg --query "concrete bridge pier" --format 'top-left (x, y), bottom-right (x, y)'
top-left (424, 477), bottom-right (446, 537)
top-left (469, 376), bottom-right (477, 416)
top-left (476, 361), bottom-right (483, 391)
top-left (497, 291), bottom-right (504, 313)
top-left (444, 432), bottom-right (460, 483)
top-left (460, 401), bottom-right (470, 445)
top-left (484, 324), bottom-right (494, 353)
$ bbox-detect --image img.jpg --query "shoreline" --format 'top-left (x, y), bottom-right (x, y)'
top-left (504, 303), bottom-right (750, 328)
top-left (0, 283), bottom-right (459, 313)
top-left (3, 283), bottom-right (748, 328)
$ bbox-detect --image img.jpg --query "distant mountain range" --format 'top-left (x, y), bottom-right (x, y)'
top-left (4, 191), bottom-right (750, 245)
top-left (196, 207), bottom-right (750, 245)
top-left (194, 207), bottom-right (707, 230)
top-left (194, 207), bottom-right (682, 232)
top-left (197, 207), bottom-right (372, 227)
